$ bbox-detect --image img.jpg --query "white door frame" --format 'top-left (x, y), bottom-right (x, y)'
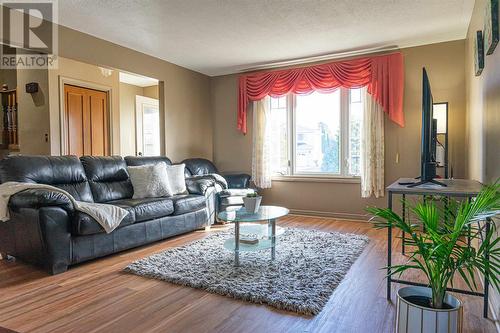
top-left (135, 95), bottom-right (160, 156)
top-left (59, 76), bottom-right (114, 155)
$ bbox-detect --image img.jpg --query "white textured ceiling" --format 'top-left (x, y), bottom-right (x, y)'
top-left (58, 0), bottom-right (474, 76)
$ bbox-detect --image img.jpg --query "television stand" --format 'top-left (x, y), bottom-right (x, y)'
top-left (406, 178), bottom-right (447, 188)
top-left (386, 178), bottom-right (489, 317)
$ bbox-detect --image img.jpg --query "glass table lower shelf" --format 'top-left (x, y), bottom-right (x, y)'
top-left (223, 224), bottom-right (284, 252)
top-left (239, 223), bottom-right (285, 238)
top-left (223, 237), bottom-right (278, 252)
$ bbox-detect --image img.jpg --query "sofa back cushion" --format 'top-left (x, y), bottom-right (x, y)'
top-left (182, 158), bottom-right (218, 177)
top-left (124, 156), bottom-right (172, 167)
top-left (80, 156), bottom-right (133, 203)
top-left (0, 155), bottom-right (94, 202)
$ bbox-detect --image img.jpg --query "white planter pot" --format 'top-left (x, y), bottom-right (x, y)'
top-left (396, 286), bottom-right (463, 333)
top-left (242, 196), bottom-right (262, 213)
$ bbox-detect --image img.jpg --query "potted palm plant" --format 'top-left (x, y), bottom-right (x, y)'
top-left (367, 182), bottom-right (499, 333)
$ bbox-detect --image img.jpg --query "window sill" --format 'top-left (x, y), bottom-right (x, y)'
top-left (271, 175), bottom-right (361, 184)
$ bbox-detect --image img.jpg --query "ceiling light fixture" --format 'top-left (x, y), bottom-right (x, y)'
top-left (99, 67), bottom-right (113, 78)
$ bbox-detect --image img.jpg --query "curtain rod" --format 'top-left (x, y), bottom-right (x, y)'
top-left (239, 45), bottom-right (399, 73)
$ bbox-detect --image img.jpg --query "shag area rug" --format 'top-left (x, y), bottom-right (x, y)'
top-left (125, 227), bottom-right (369, 315)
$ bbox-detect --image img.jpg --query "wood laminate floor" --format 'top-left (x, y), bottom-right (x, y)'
top-left (0, 216), bottom-right (497, 333)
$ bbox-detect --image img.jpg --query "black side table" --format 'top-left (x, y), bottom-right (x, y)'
top-left (386, 178), bottom-right (491, 317)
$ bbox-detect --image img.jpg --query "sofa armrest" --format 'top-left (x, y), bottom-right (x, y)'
top-left (9, 189), bottom-right (73, 212)
top-left (223, 173), bottom-right (251, 189)
top-left (0, 206), bottom-right (71, 274)
top-left (185, 177), bottom-right (215, 195)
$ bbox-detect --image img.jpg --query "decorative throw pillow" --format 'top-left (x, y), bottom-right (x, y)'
top-left (128, 163), bottom-right (172, 199)
top-left (165, 163), bottom-right (187, 195)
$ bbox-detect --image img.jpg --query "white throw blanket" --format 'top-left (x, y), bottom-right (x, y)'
top-left (0, 182), bottom-right (129, 233)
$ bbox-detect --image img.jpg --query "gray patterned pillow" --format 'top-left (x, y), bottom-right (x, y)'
top-left (166, 163), bottom-right (187, 195)
top-left (128, 163), bottom-right (172, 199)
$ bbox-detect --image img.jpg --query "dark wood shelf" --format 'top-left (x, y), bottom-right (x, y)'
top-left (0, 89), bottom-right (17, 94)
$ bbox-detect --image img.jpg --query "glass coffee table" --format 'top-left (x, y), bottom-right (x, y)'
top-left (218, 205), bottom-right (289, 266)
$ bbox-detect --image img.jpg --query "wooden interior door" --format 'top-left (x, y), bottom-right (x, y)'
top-left (64, 84), bottom-right (109, 156)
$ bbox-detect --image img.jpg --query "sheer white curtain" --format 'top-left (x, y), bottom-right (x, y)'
top-left (361, 90), bottom-right (385, 198)
top-left (251, 97), bottom-right (272, 189)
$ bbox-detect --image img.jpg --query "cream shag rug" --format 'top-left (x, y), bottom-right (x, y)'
top-left (125, 227), bottom-right (369, 315)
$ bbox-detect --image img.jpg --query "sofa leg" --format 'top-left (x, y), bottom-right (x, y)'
top-left (49, 263), bottom-right (68, 275)
top-left (0, 253), bottom-right (15, 261)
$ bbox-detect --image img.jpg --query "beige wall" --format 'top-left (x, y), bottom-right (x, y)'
top-left (0, 70), bottom-right (17, 92)
top-left (47, 56), bottom-right (163, 157)
top-left (465, 0), bottom-right (500, 184)
top-left (0, 48), bottom-right (51, 155)
top-left (48, 57), bottom-right (121, 155)
top-left (143, 85), bottom-right (159, 99)
top-left (48, 56), bottom-right (161, 157)
top-left (56, 25), bottom-right (212, 162)
top-left (211, 40), bottom-right (466, 218)
top-left (16, 67), bottom-right (51, 155)
top-left (0, 9), bottom-right (212, 161)
top-left (0, 46), bottom-right (18, 91)
top-left (465, 0), bottom-right (500, 321)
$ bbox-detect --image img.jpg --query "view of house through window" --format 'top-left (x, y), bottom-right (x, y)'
top-left (269, 88), bottom-right (363, 177)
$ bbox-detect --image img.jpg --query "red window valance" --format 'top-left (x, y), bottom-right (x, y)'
top-left (238, 52), bottom-right (404, 134)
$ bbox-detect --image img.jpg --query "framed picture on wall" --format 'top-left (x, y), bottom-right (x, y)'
top-left (484, 0), bottom-right (499, 55)
top-left (475, 31), bottom-right (485, 76)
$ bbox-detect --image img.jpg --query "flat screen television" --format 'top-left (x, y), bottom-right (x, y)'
top-left (406, 68), bottom-right (446, 187)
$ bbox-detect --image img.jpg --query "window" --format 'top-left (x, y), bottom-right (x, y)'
top-left (269, 96), bottom-right (288, 175)
top-left (269, 88), bottom-right (363, 177)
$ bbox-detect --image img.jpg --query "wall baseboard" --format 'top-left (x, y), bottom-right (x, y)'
top-left (288, 209), bottom-right (370, 222)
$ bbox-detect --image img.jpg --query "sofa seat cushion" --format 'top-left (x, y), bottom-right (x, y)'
top-left (169, 194), bottom-right (206, 215)
top-left (73, 208), bottom-right (135, 236)
top-left (219, 188), bottom-right (256, 197)
top-left (109, 197), bottom-right (174, 222)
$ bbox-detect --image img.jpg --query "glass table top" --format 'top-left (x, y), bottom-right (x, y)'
top-left (218, 205), bottom-right (289, 223)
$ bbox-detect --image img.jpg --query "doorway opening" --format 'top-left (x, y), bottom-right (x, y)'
top-left (135, 95), bottom-right (160, 156)
top-left (118, 72), bottom-right (161, 156)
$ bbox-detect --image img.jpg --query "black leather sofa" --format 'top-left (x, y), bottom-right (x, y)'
top-left (0, 155), bottom-right (216, 274)
top-left (182, 158), bottom-right (255, 215)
